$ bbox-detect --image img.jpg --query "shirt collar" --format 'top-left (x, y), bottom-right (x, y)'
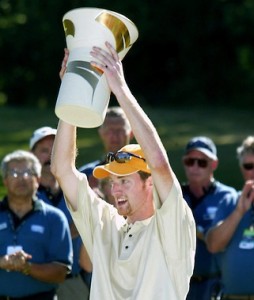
top-left (0, 195), bottom-right (43, 212)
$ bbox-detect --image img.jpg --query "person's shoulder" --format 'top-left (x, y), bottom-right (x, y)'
top-left (214, 180), bottom-right (237, 194)
top-left (35, 198), bottom-right (68, 220)
top-left (217, 190), bottom-right (239, 211)
top-left (79, 159), bottom-right (101, 175)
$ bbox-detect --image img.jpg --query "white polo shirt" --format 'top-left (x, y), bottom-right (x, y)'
top-left (67, 174), bottom-right (196, 300)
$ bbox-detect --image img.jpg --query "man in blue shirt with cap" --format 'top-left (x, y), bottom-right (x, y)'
top-left (181, 136), bottom-right (237, 300)
top-left (29, 126), bottom-right (91, 299)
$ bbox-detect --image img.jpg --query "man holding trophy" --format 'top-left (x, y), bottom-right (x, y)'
top-left (51, 7), bottom-right (196, 300)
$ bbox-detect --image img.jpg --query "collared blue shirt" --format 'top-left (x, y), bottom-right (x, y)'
top-left (0, 197), bottom-right (72, 297)
top-left (36, 187), bottom-right (83, 276)
top-left (37, 186), bottom-right (72, 224)
top-left (212, 192), bottom-right (254, 294)
top-left (182, 180), bottom-right (237, 276)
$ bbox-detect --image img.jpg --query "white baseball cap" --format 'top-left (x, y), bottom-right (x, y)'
top-left (29, 126), bottom-right (57, 150)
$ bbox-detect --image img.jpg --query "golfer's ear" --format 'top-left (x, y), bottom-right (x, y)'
top-left (146, 176), bottom-right (153, 187)
top-left (211, 160), bottom-right (218, 171)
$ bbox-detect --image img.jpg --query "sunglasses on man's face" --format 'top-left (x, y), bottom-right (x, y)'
top-left (242, 163), bottom-right (254, 171)
top-left (106, 151), bottom-right (146, 164)
top-left (183, 157), bottom-right (209, 168)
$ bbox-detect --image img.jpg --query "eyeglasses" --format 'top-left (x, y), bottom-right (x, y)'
top-left (7, 169), bottom-right (36, 179)
top-left (106, 151), bottom-right (146, 164)
top-left (242, 163), bottom-right (254, 171)
top-left (183, 157), bottom-right (209, 168)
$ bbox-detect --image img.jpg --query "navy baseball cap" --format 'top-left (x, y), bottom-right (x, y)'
top-left (184, 136), bottom-right (218, 160)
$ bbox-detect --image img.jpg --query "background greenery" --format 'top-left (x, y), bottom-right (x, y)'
top-left (0, 105), bottom-right (253, 198)
top-left (0, 2), bottom-right (253, 197)
top-left (0, 0), bottom-right (254, 108)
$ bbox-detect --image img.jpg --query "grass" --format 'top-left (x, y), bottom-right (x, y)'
top-left (0, 104), bottom-right (253, 198)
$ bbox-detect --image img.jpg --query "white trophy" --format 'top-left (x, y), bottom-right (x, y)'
top-left (55, 7), bottom-right (139, 128)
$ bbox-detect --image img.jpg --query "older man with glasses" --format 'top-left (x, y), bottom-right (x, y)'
top-left (206, 136), bottom-right (254, 300)
top-left (181, 136), bottom-right (237, 300)
top-left (0, 150), bottom-right (72, 299)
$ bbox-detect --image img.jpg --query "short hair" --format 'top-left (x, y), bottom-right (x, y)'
top-left (138, 171), bottom-right (151, 181)
top-left (236, 136), bottom-right (254, 163)
top-left (1, 150), bottom-right (41, 178)
top-left (101, 106), bottom-right (131, 132)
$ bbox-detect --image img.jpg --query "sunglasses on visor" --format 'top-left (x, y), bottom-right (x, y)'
top-left (183, 157), bottom-right (209, 168)
top-left (242, 163), bottom-right (254, 171)
top-left (106, 151), bottom-right (146, 164)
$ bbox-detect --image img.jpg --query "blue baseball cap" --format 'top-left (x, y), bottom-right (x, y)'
top-left (184, 136), bottom-right (218, 160)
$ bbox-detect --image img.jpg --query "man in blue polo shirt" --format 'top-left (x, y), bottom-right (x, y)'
top-left (181, 136), bottom-right (237, 300)
top-left (206, 136), bottom-right (254, 299)
top-left (0, 149), bottom-right (72, 299)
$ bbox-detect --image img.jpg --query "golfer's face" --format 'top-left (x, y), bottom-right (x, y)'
top-left (110, 173), bottom-right (148, 217)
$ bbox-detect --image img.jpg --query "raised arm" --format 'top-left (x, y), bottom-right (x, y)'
top-left (51, 48), bottom-right (81, 210)
top-left (51, 121), bottom-right (80, 211)
top-left (206, 180), bottom-right (254, 253)
top-left (90, 42), bottom-right (173, 202)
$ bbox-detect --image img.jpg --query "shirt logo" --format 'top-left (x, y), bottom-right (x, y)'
top-left (0, 222), bottom-right (7, 231)
top-left (239, 228), bottom-right (254, 250)
top-left (204, 206), bottom-right (217, 220)
top-left (31, 224), bottom-right (44, 234)
top-left (7, 245), bottom-right (23, 255)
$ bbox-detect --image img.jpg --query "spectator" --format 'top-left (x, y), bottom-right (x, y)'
top-left (181, 136), bottom-right (237, 300)
top-left (51, 41), bottom-right (196, 300)
top-left (30, 127), bottom-right (70, 222)
top-left (206, 136), bottom-right (254, 299)
top-left (0, 150), bottom-right (72, 299)
top-left (29, 126), bottom-right (91, 299)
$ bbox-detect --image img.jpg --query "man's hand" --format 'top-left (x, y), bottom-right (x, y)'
top-left (90, 42), bottom-right (128, 98)
top-left (236, 180), bottom-right (254, 216)
top-left (0, 250), bottom-right (32, 272)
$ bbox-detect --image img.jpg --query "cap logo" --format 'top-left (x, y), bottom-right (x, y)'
top-left (188, 140), bottom-right (213, 153)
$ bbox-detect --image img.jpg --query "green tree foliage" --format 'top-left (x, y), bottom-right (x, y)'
top-left (0, 0), bottom-right (253, 108)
